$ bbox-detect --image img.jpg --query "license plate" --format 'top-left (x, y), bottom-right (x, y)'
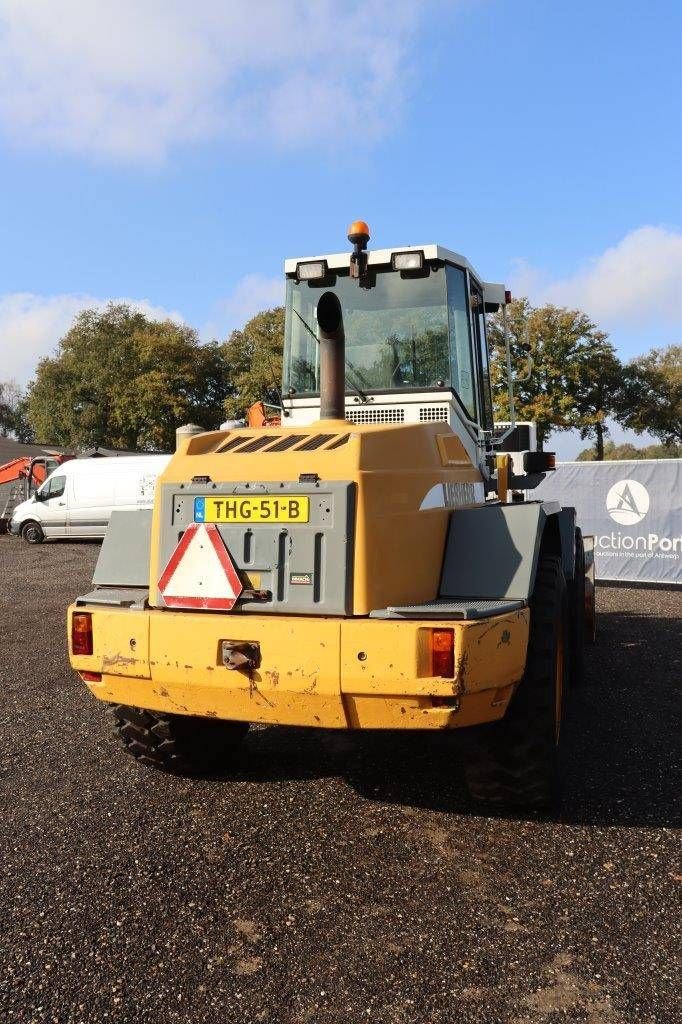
top-left (194, 495), bottom-right (310, 524)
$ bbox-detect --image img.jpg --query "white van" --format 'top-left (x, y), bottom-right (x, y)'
top-left (10, 455), bottom-right (170, 543)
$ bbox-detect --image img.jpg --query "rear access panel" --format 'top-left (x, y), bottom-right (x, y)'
top-left (155, 480), bottom-right (355, 615)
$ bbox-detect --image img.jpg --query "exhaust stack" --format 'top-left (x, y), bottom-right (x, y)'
top-left (317, 291), bottom-right (345, 421)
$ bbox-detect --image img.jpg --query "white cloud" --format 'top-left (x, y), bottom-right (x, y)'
top-left (0, 292), bottom-right (183, 386)
top-left (1, 273), bottom-right (283, 389)
top-left (0, 0), bottom-right (423, 161)
top-left (511, 226), bottom-right (682, 336)
top-left (507, 228), bottom-right (682, 455)
top-left (203, 274), bottom-right (284, 340)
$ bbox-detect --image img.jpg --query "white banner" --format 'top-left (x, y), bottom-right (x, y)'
top-left (534, 460), bottom-right (682, 584)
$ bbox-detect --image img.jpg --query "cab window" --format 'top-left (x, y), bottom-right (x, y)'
top-left (470, 286), bottom-right (494, 430)
top-left (445, 265), bottom-right (477, 420)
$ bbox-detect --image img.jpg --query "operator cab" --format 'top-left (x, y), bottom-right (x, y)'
top-left (282, 226), bottom-right (506, 469)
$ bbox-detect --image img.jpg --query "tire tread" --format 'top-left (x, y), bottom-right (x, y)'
top-left (110, 705), bottom-right (248, 775)
top-left (463, 555), bottom-right (567, 809)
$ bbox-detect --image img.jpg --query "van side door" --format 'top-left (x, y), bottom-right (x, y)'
top-left (69, 469), bottom-right (115, 539)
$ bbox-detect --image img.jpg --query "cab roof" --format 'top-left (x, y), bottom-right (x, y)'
top-left (284, 244), bottom-right (507, 308)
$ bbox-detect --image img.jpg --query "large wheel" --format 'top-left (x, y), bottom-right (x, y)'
top-left (21, 520), bottom-right (44, 544)
top-left (568, 528), bottom-right (586, 686)
top-left (462, 554), bottom-right (568, 809)
top-left (583, 536), bottom-right (597, 645)
top-left (110, 705), bottom-right (249, 775)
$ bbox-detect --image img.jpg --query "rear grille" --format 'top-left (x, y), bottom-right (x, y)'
top-left (235, 435), bottom-right (274, 454)
top-left (216, 432), bottom-right (349, 453)
top-left (267, 434), bottom-right (306, 452)
top-left (419, 406), bottom-right (449, 422)
top-left (326, 434), bottom-right (350, 450)
top-left (347, 407), bottom-right (405, 424)
top-left (218, 435), bottom-right (252, 452)
top-left (295, 433), bottom-right (335, 451)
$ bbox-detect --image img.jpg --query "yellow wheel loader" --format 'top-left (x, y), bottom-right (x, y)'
top-left (68, 222), bottom-right (595, 808)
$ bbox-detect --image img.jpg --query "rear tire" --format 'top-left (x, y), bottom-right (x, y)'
top-left (21, 521), bottom-right (44, 544)
top-left (110, 705), bottom-right (249, 775)
top-left (462, 554), bottom-right (568, 809)
top-left (569, 528), bottom-right (586, 685)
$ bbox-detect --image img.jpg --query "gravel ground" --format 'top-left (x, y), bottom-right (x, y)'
top-left (0, 539), bottom-right (680, 1024)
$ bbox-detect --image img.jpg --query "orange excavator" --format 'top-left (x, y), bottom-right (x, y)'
top-left (245, 401), bottom-right (281, 428)
top-left (0, 451), bottom-right (71, 531)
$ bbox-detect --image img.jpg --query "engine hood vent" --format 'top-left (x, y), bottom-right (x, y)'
top-left (216, 432), bottom-right (349, 455)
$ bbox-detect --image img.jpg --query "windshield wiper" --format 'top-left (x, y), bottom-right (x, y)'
top-left (292, 308), bottom-right (368, 403)
top-left (343, 356), bottom-right (370, 400)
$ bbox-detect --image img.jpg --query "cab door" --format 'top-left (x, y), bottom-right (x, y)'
top-left (37, 474), bottom-right (69, 538)
top-left (469, 283), bottom-right (494, 432)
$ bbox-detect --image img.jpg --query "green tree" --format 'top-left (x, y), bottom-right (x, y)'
top-left (0, 380), bottom-right (34, 442)
top-left (221, 307), bottom-right (284, 419)
top-left (11, 393), bottom-right (35, 443)
top-left (27, 304), bottom-right (229, 451)
top-left (488, 299), bottom-right (623, 457)
top-left (577, 439), bottom-right (681, 461)
top-left (616, 344), bottom-right (682, 445)
top-left (572, 340), bottom-right (624, 461)
top-left (0, 381), bottom-right (15, 436)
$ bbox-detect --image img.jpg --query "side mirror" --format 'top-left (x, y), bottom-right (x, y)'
top-left (34, 490), bottom-right (45, 502)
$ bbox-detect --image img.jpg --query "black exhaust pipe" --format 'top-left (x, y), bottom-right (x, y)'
top-left (316, 291), bottom-right (345, 420)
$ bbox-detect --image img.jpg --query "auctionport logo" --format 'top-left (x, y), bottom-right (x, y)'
top-left (606, 479), bottom-right (650, 525)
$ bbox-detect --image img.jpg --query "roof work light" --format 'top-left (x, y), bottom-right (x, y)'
top-left (296, 260), bottom-right (328, 282)
top-left (392, 250), bottom-right (424, 272)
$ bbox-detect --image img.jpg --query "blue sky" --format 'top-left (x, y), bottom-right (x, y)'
top-left (0, 0), bottom-right (680, 456)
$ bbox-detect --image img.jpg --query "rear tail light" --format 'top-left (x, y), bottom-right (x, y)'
top-left (430, 628), bottom-right (454, 677)
top-left (72, 612), bottom-right (93, 655)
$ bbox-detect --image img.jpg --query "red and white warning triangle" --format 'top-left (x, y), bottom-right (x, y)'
top-left (158, 522), bottom-right (243, 611)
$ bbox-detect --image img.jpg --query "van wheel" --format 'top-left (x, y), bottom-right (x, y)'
top-left (110, 705), bottom-right (249, 775)
top-left (462, 554), bottom-right (568, 810)
top-left (21, 521), bottom-right (44, 544)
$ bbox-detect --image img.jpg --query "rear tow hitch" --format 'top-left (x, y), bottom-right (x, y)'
top-left (221, 640), bottom-right (261, 671)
